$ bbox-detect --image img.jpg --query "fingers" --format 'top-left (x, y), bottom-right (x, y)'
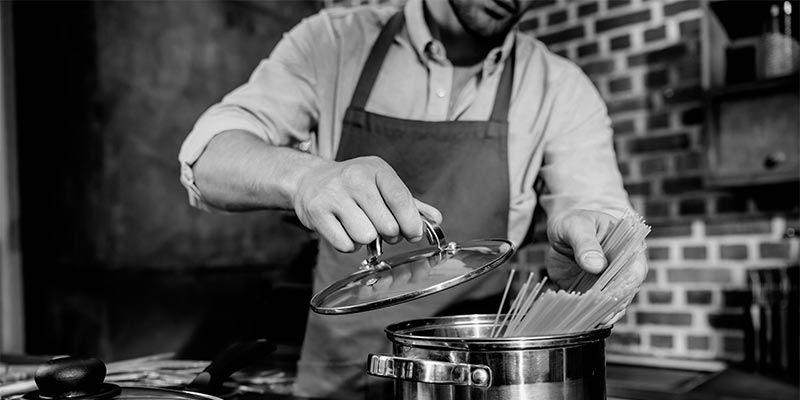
top-left (376, 168), bottom-right (423, 242)
top-left (294, 156), bottom-right (443, 252)
top-left (556, 213), bottom-right (607, 274)
top-left (414, 199), bottom-right (443, 225)
top-left (352, 182), bottom-right (401, 243)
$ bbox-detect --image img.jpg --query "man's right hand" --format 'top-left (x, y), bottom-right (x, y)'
top-left (291, 156), bottom-right (442, 253)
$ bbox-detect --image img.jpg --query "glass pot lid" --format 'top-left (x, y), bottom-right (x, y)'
top-left (309, 220), bottom-right (515, 315)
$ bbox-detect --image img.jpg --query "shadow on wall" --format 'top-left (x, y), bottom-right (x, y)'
top-left (13, 0), bottom-right (322, 359)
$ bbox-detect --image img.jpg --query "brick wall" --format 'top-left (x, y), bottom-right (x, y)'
top-left (327, 0), bottom-right (799, 363)
top-left (512, 0), bottom-right (800, 362)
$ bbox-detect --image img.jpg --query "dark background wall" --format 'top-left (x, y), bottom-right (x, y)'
top-left (14, 0), bottom-right (322, 360)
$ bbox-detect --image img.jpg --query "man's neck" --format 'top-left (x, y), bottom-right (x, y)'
top-left (423, 0), bottom-right (504, 66)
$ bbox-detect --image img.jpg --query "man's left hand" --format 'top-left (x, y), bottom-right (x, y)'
top-left (545, 209), bottom-right (648, 290)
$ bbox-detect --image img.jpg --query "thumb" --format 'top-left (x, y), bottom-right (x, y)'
top-left (563, 216), bottom-right (607, 274)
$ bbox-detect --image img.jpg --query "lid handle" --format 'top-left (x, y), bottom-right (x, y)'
top-left (362, 218), bottom-right (445, 269)
top-left (32, 356), bottom-right (115, 399)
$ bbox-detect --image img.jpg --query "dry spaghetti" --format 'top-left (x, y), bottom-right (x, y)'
top-left (490, 211), bottom-right (650, 338)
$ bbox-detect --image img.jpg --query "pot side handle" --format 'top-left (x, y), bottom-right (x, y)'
top-left (366, 354), bottom-right (492, 388)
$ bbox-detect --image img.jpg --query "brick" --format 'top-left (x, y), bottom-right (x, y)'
top-left (708, 312), bottom-right (745, 329)
top-left (636, 311), bottom-right (692, 326)
top-left (679, 198), bottom-right (706, 215)
top-left (667, 268), bottom-right (732, 283)
top-left (651, 333), bottom-right (674, 348)
top-left (682, 245), bottom-right (707, 260)
top-left (628, 133), bottom-right (690, 154)
top-left (722, 289), bottom-right (751, 307)
top-left (577, 42), bottom-right (599, 58)
top-left (664, 85), bottom-right (703, 104)
top-left (686, 289), bottom-right (713, 304)
top-left (645, 26), bottom-right (667, 43)
top-left (608, 0), bottom-right (632, 9)
top-left (647, 112), bottom-right (670, 130)
top-left (760, 242), bottom-right (791, 258)
top-left (645, 200), bottom-right (670, 218)
top-left (625, 182), bottom-right (651, 195)
top-left (716, 195), bottom-right (748, 213)
top-left (548, 10), bottom-right (568, 26)
top-left (529, 0), bottom-right (557, 9)
top-left (648, 290), bottom-right (673, 304)
top-left (640, 156), bottom-right (668, 175)
top-left (610, 34), bottom-right (631, 51)
top-left (662, 176), bottom-right (703, 194)
top-left (607, 97), bottom-right (649, 114)
top-left (580, 59), bottom-right (616, 76)
top-left (609, 331), bottom-right (641, 346)
top-left (648, 246), bottom-right (670, 260)
top-left (687, 335), bottom-right (711, 351)
top-left (596, 10), bottom-right (650, 33)
top-left (609, 77), bottom-right (632, 93)
top-left (706, 219), bottom-right (771, 236)
top-left (645, 69), bottom-right (669, 89)
top-left (719, 244), bottom-right (748, 260)
top-left (613, 119), bottom-right (636, 135)
top-left (618, 161), bottom-right (631, 177)
top-left (681, 107), bottom-right (704, 125)
top-left (643, 269), bottom-right (657, 284)
top-left (723, 335), bottom-right (744, 354)
top-left (649, 221), bottom-right (692, 237)
top-left (664, 0), bottom-right (700, 17)
top-left (539, 25), bottom-right (585, 46)
top-left (554, 48), bottom-right (570, 58)
top-left (577, 2), bottom-right (599, 17)
top-left (674, 152), bottom-right (703, 172)
top-left (519, 17), bottom-right (539, 31)
top-left (628, 43), bottom-right (687, 67)
top-left (679, 18), bottom-right (702, 38)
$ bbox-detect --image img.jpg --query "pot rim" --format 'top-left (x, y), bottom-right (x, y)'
top-left (384, 314), bottom-right (612, 351)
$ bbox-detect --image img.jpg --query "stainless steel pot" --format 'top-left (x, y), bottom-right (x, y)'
top-left (367, 314), bottom-right (611, 400)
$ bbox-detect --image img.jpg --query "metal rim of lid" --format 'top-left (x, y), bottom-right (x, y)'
top-left (309, 238), bottom-right (515, 315)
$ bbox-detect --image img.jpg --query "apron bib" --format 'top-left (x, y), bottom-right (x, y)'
top-left (295, 12), bottom-right (514, 398)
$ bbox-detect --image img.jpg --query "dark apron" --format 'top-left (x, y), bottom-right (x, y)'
top-left (295, 12), bottom-right (514, 399)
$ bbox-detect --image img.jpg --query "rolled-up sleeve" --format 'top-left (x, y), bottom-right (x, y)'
top-left (538, 64), bottom-right (631, 222)
top-left (179, 13), bottom-right (326, 210)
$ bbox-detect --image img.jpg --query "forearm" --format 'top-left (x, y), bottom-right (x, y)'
top-left (191, 130), bottom-right (330, 211)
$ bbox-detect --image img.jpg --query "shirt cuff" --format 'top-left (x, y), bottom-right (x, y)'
top-left (178, 112), bottom-right (273, 211)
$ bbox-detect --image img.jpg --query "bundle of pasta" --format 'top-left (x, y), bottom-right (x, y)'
top-left (490, 212), bottom-right (650, 338)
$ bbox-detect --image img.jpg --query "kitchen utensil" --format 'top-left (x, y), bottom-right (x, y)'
top-left (21, 339), bottom-right (276, 400)
top-left (367, 314), bottom-right (610, 400)
top-left (310, 219), bottom-right (514, 314)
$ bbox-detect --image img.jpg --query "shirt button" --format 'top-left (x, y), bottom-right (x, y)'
top-left (436, 88), bottom-right (446, 98)
top-left (297, 140), bottom-right (311, 152)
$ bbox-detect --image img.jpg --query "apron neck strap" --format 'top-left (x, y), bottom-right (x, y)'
top-left (349, 12), bottom-right (406, 110)
top-left (349, 11), bottom-right (515, 122)
top-left (489, 45), bottom-right (514, 122)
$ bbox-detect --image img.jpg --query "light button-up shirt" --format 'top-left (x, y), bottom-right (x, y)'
top-left (179, 0), bottom-right (631, 246)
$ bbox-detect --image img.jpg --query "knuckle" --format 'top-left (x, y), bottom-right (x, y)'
top-left (339, 162), bottom-right (370, 183)
top-left (351, 228), bottom-right (378, 245)
top-left (377, 220), bottom-right (400, 238)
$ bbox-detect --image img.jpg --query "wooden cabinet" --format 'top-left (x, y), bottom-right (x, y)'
top-left (703, 1), bottom-right (799, 186)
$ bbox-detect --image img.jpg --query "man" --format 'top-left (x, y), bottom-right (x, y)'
top-left (179, 0), bottom-right (647, 398)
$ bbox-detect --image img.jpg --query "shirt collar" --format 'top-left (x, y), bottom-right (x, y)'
top-left (404, 0), bottom-right (516, 72)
